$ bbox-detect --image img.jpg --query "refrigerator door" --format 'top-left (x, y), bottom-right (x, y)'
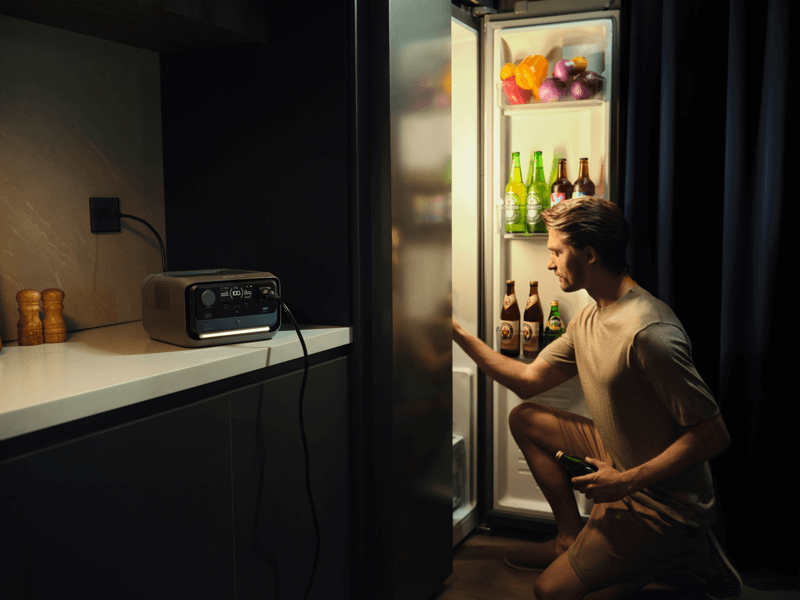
top-left (482, 11), bottom-right (620, 526)
top-left (451, 10), bottom-right (482, 547)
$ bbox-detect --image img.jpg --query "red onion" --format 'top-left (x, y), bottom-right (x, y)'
top-left (553, 59), bottom-right (574, 81)
top-left (538, 78), bottom-right (568, 102)
top-left (570, 78), bottom-right (594, 100)
top-left (577, 71), bottom-right (603, 93)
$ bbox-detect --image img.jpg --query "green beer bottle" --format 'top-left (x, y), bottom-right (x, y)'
top-left (505, 152), bottom-right (527, 233)
top-left (525, 152), bottom-right (535, 188)
top-left (543, 300), bottom-right (566, 347)
top-left (526, 151), bottom-right (549, 233)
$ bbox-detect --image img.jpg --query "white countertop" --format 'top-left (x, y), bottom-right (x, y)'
top-left (0, 321), bottom-right (352, 442)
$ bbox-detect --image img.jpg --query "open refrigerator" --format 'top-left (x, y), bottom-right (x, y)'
top-left (451, 2), bottom-right (621, 546)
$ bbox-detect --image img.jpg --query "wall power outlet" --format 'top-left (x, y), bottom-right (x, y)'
top-left (90, 197), bottom-right (121, 233)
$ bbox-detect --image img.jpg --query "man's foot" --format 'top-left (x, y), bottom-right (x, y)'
top-left (686, 531), bottom-right (742, 600)
top-left (505, 538), bottom-right (573, 572)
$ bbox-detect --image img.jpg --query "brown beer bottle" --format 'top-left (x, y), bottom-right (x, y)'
top-left (573, 158), bottom-right (595, 197)
top-left (550, 159), bottom-right (573, 205)
top-left (500, 280), bottom-right (521, 357)
top-left (522, 281), bottom-right (544, 359)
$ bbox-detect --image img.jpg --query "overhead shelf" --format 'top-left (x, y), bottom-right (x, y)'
top-left (0, 0), bottom-right (267, 53)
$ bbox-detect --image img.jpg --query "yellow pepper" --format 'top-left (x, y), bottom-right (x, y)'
top-left (500, 62), bottom-right (516, 81)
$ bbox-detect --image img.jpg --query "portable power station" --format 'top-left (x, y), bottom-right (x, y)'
top-left (141, 269), bottom-right (281, 347)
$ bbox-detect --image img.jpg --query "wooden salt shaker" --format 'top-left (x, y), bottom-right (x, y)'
top-left (42, 288), bottom-right (67, 343)
top-left (16, 289), bottom-right (43, 346)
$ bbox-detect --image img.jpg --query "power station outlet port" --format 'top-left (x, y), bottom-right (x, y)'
top-left (90, 197), bottom-right (121, 233)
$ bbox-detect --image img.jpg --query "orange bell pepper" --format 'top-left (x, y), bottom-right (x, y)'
top-left (515, 55), bottom-right (548, 98)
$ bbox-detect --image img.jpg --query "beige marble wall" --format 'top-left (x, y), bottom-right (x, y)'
top-left (0, 15), bottom-right (165, 343)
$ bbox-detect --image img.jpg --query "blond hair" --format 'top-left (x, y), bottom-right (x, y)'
top-left (541, 196), bottom-right (629, 275)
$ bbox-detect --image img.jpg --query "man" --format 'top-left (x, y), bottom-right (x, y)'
top-left (452, 196), bottom-right (741, 600)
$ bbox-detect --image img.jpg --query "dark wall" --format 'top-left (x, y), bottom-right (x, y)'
top-left (160, 3), bottom-right (352, 326)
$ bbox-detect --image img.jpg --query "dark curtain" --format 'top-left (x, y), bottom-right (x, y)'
top-left (620, 0), bottom-right (797, 590)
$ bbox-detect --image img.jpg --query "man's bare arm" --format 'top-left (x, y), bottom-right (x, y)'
top-left (453, 316), bottom-right (569, 399)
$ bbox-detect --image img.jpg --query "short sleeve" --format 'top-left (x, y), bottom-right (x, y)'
top-left (632, 323), bottom-right (720, 427)
top-left (538, 320), bottom-right (579, 380)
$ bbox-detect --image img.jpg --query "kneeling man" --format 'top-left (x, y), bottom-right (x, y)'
top-left (452, 196), bottom-right (741, 600)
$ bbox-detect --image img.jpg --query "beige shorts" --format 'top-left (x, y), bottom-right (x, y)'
top-left (545, 405), bottom-right (706, 591)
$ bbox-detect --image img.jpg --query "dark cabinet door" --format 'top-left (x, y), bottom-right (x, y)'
top-left (0, 460), bottom-right (25, 600)
top-left (19, 394), bottom-right (236, 600)
top-left (230, 356), bottom-right (351, 600)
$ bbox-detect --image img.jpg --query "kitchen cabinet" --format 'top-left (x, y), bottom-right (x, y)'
top-left (19, 393), bottom-right (236, 599)
top-left (0, 348), bottom-right (351, 599)
top-left (230, 355), bottom-right (352, 600)
top-left (0, 0), bottom-right (267, 53)
top-left (0, 461), bottom-right (25, 600)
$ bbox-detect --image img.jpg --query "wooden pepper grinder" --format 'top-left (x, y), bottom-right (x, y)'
top-left (42, 288), bottom-right (67, 343)
top-left (16, 289), bottom-right (43, 346)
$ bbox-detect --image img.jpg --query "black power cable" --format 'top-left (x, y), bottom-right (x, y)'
top-left (118, 213), bottom-right (168, 273)
top-left (266, 290), bottom-right (319, 600)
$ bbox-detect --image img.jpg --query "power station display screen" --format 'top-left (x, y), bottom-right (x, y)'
top-left (185, 279), bottom-right (280, 338)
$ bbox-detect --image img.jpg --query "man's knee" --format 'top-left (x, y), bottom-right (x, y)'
top-left (534, 577), bottom-right (564, 600)
top-left (508, 401), bottom-right (547, 434)
top-left (534, 559), bottom-right (589, 600)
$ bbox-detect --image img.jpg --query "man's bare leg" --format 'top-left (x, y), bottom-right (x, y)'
top-left (534, 546), bottom-right (691, 600)
top-left (508, 403), bottom-right (587, 558)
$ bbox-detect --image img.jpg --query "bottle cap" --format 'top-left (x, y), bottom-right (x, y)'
top-left (556, 450), bottom-right (564, 459)
top-left (507, 280), bottom-right (514, 284)
top-left (530, 281), bottom-right (538, 285)
top-left (551, 300), bottom-right (559, 305)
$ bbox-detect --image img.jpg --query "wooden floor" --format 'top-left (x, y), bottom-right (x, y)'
top-left (433, 530), bottom-right (800, 600)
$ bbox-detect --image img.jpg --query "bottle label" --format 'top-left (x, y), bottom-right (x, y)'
top-left (573, 191), bottom-right (587, 197)
top-left (503, 293), bottom-right (517, 309)
top-left (547, 317), bottom-right (563, 331)
top-left (525, 294), bottom-right (539, 309)
top-left (500, 320), bottom-right (519, 351)
top-left (551, 192), bottom-right (566, 205)
top-left (526, 191), bottom-right (544, 224)
top-left (505, 192), bottom-right (520, 223)
top-left (522, 322), bottom-right (540, 350)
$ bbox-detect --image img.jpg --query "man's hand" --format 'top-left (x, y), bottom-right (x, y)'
top-left (570, 457), bottom-right (636, 504)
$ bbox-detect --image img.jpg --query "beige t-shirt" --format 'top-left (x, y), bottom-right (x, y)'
top-left (539, 283), bottom-right (720, 530)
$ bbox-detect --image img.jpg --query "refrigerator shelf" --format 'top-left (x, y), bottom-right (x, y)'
top-left (497, 91), bottom-right (605, 114)
top-left (502, 233), bottom-right (548, 239)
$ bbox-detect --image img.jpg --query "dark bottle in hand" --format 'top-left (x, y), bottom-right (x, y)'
top-left (556, 450), bottom-right (598, 478)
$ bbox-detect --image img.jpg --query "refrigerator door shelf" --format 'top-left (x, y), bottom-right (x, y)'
top-left (452, 366), bottom-right (479, 544)
top-left (493, 18), bottom-right (613, 84)
top-left (497, 85), bottom-right (605, 113)
top-left (453, 435), bottom-right (467, 510)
